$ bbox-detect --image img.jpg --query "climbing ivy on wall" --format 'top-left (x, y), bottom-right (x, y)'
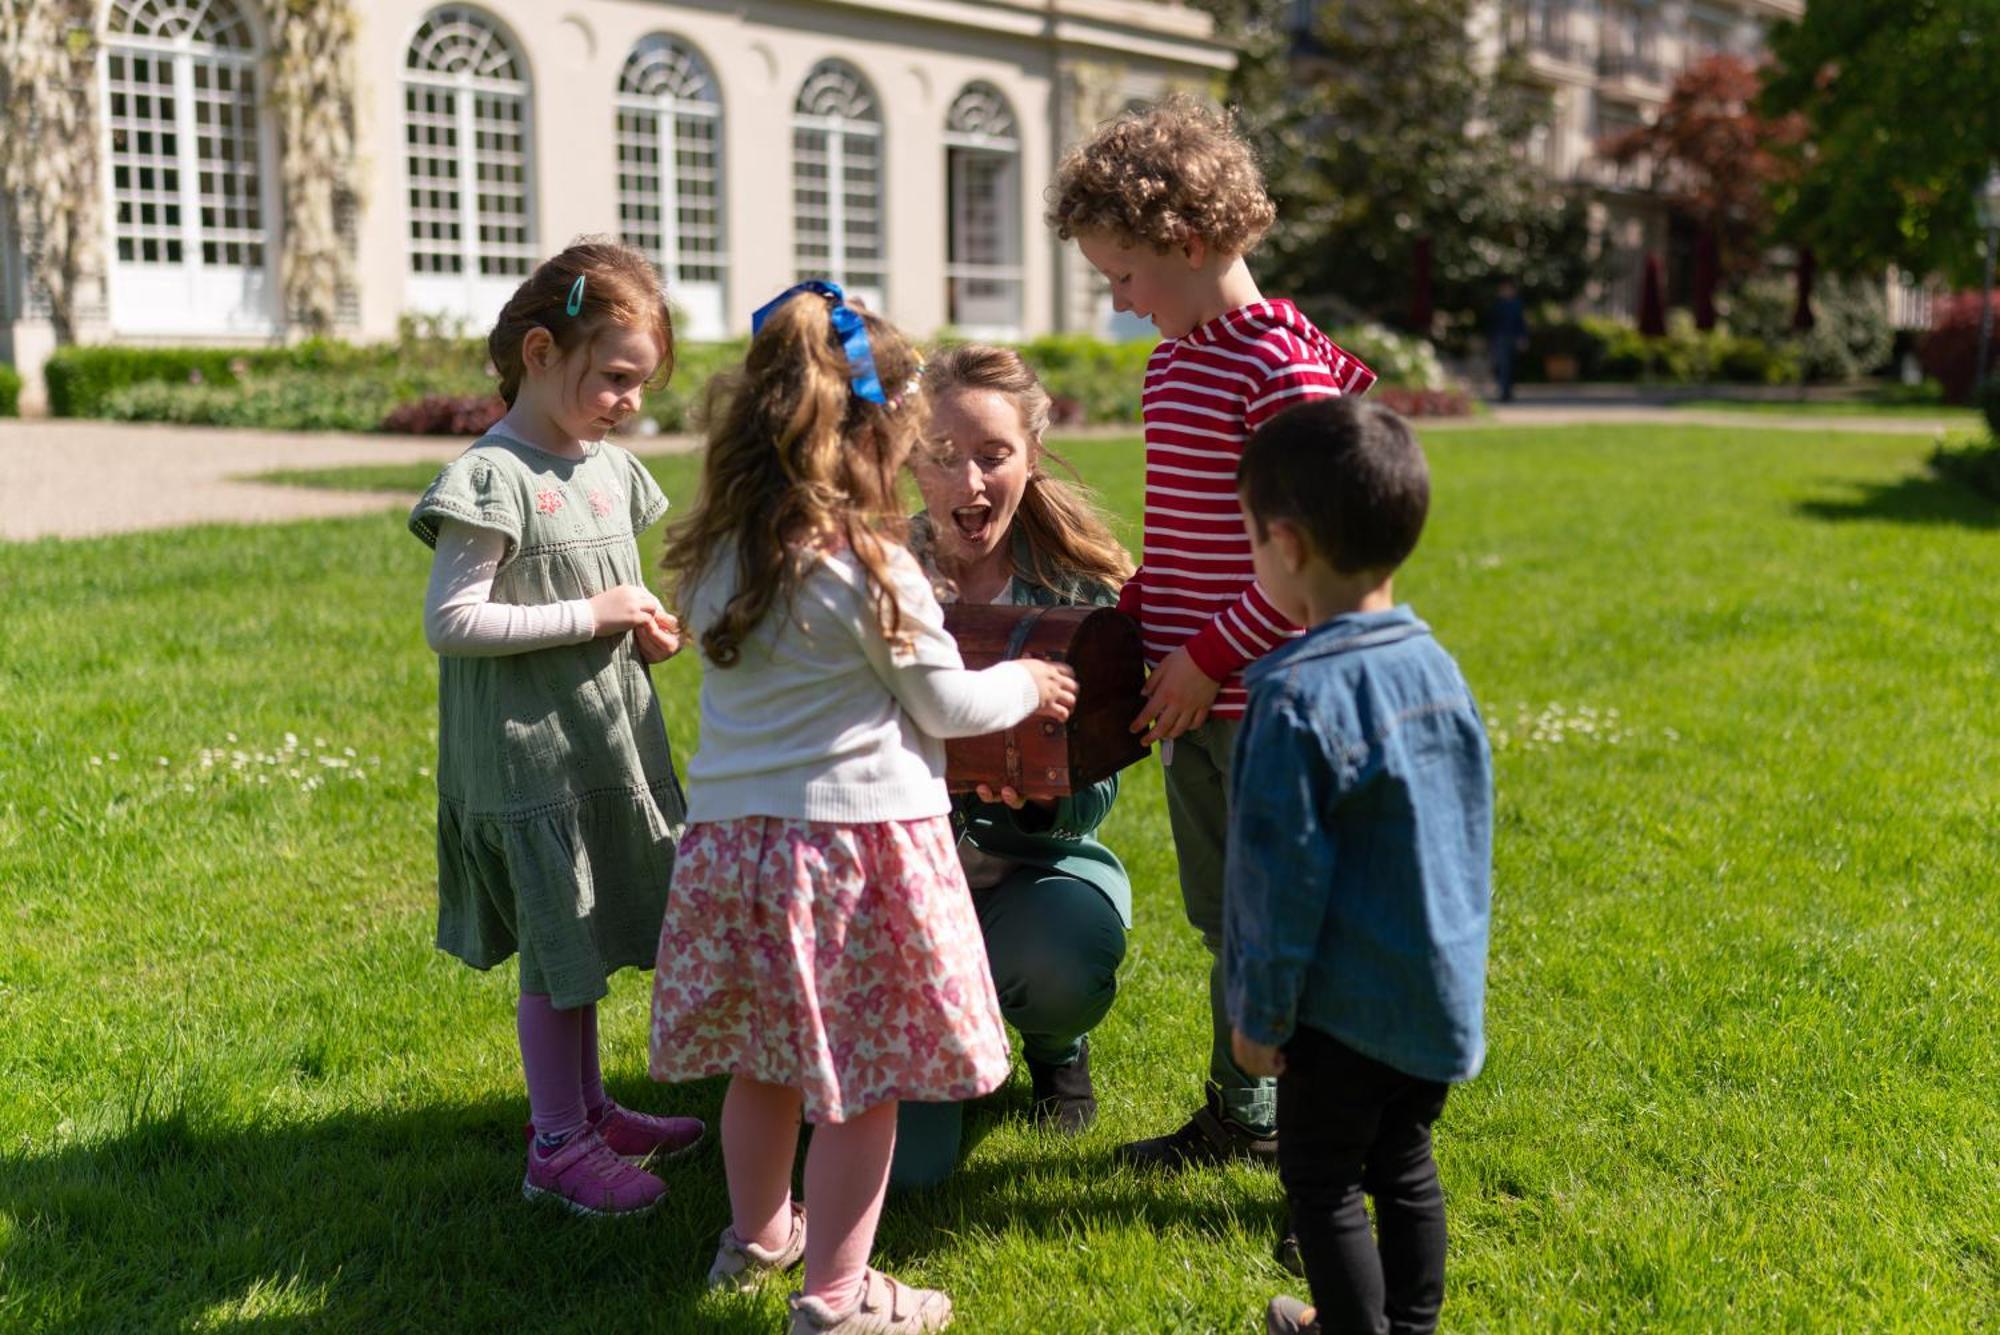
top-left (0, 0), bottom-right (99, 344)
top-left (265, 0), bottom-right (361, 335)
top-left (0, 0), bottom-right (361, 343)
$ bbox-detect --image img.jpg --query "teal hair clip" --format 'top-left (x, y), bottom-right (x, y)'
top-left (565, 274), bottom-right (586, 317)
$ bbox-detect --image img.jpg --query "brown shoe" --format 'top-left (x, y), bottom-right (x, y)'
top-left (1114, 1087), bottom-right (1276, 1171)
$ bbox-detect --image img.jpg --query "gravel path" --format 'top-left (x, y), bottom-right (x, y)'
top-left (0, 420), bottom-right (695, 542)
top-left (2, 408), bottom-right (1959, 543)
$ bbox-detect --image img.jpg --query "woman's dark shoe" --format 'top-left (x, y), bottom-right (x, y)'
top-left (1114, 1086), bottom-right (1277, 1171)
top-left (1027, 1038), bottom-right (1097, 1133)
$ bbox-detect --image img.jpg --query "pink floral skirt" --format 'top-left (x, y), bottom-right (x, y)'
top-left (648, 814), bottom-right (1012, 1124)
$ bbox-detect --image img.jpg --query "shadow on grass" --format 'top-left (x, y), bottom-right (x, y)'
top-left (1794, 469), bottom-right (2000, 530)
top-left (881, 1079), bottom-right (1287, 1260)
top-left (0, 1078), bottom-right (776, 1332)
top-left (1, 1072), bottom-right (1272, 1330)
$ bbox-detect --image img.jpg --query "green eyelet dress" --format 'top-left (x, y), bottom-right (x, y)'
top-left (410, 433), bottom-right (687, 1008)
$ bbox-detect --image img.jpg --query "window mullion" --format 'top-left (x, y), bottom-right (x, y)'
top-left (827, 121), bottom-right (846, 287)
top-left (173, 45), bottom-right (201, 272)
top-left (659, 101), bottom-right (681, 281)
top-left (455, 75), bottom-right (479, 279)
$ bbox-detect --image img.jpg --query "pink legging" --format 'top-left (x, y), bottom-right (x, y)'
top-left (517, 993), bottom-right (609, 1142)
top-left (724, 1075), bottom-right (898, 1312)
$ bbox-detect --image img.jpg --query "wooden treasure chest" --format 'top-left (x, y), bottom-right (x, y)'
top-left (942, 603), bottom-right (1150, 801)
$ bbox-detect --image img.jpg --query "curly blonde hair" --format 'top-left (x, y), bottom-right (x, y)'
top-left (1047, 94), bottom-right (1276, 256)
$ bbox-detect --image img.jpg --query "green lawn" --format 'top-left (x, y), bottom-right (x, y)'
top-left (1665, 396), bottom-right (1984, 425)
top-left (3, 425), bottom-right (1996, 1331)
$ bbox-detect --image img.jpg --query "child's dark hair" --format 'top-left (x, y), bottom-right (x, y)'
top-left (1238, 398), bottom-right (1430, 574)
top-left (488, 237), bottom-right (674, 406)
top-left (659, 290), bottom-right (927, 668)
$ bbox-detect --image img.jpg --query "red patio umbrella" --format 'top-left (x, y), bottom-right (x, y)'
top-left (1638, 253), bottom-right (1667, 337)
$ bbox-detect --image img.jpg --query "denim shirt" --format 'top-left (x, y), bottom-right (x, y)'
top-left (1223, 605), bottom-right (1493, 1084)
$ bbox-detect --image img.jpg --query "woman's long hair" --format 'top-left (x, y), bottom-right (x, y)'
top-left (659, 292), bottom-right (927, 666)
top-left (921, 344), bottom-right (1133, 597)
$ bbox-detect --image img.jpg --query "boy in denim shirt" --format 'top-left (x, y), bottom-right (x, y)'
top-left (1224, 398), bottom-right (1493, 1335)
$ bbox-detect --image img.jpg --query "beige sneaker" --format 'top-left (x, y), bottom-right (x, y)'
top-left (706, 1199), bottom-right (807, 1291)
top-left (788, 1268), bottom-right (952, 1333)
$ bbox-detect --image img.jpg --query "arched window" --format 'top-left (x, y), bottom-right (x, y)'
top-left (101, 0), bottom-right (276, 334)
top-left (616, 35), bottom-right (726, 339)
top-left (402, 6), bottom-right (535, 321)
top-left (791, 61), bottom-right (884, 311)
top-left (944, 82), bottom-right (1022, 337)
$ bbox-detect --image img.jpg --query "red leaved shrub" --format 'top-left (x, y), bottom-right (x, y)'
top-left (1369, 386), bottom-right (1472, 418)
top-left (380, 393), bottom-right (506, 436)
top-left (1918, 292), bottom-right (2000, 403)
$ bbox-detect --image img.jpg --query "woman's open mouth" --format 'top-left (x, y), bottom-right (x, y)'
top-left (951, 504), bottom-right (995, 546)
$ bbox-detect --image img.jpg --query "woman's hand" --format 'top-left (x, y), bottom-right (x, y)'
top-left (1021, 659), bottom-right (1077, 721)
top-left (587, 584), bottom-right (666, 636)
top-left (1131, 646), bottom-right (1220, 745)
top-left (634, 610), bottom-right (682, 663)
top-left (1231, 1027), bottom-right (1286, 1078)
top-left (973, 782), bottom-right (1054, 815)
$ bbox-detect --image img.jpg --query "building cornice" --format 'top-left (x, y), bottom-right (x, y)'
top-left (778, 0), bottom-right (1234, 71)
top-left (1734, 0), bottom-right (1805, 19)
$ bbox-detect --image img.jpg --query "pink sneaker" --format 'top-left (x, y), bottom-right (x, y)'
top-left (521, 1126), bottom-right (667, 1218)
top-left (521, 1100), bottom-right (707, 1165)
top-left (594, 1099), bottom-right (706, 1163)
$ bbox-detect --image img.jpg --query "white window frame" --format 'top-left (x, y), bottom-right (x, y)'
top-left (615, 34), bottom-right (727, 341)
top-left (944, 82), bottom-right (1023, 340)
top-left (99, 0), bottom-right (279, 336)
top-left (791, 60), bottom-right (885, 312)
top-left (401, 5), bottom-right (536, 326)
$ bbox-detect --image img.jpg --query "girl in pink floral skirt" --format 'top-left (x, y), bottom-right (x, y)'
top-left (651, 281), bottom-right (1076, 1334)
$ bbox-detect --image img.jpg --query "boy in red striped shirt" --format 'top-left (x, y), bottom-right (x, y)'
top-left (1049, 96), bottom-right (1375, 1171)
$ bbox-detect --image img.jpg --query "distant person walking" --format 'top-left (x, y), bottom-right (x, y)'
top-left (1487, 280), bottom-right (1528, 403)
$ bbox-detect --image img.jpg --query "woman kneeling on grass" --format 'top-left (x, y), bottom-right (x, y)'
top-left (891, 343), bottom-right (1137, 1188)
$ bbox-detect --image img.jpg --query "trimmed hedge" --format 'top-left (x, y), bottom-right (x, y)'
top-left (43, 337), bottom-right (484, 419)
top-left (1522, 312), bottom-right (1800, 385)
top-left (53, 326), bottom-right (1473, 434)
top-left (0, 363), bottom-right (20, 417)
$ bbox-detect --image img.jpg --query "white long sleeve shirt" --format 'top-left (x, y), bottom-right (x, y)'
top-left (423, 519), bottom-right (602, 655)
top-left (681, 540), bottom-right (1039, 824)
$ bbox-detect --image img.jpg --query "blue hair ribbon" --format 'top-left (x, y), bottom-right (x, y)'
top-left (750, 279), bottom-right (886, 403)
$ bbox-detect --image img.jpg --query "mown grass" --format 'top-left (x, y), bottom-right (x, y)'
top-left (1665, 397), bottom-right (1984, 425)
top-left (2, 425), bottom-right (1996, 1331)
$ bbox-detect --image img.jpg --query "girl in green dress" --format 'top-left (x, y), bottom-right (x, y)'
top-left (409, 240), bottom-right (702, 1218)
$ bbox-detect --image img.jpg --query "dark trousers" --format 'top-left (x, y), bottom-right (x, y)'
top-left (889, 869), bottom-right (1126, 1188)
top-left (1278, 1025), bottom-right (1451, 1335)
top-left (1490, 341), bottom-right (1518, 402)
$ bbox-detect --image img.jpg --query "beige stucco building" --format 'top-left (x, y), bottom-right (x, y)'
top-left (1, 0), bottom-right (1232, 410)
top-left (1475, 0), bottom-right (1807, 317)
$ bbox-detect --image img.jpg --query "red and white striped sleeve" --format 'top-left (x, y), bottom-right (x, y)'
top-left (1181, 577), bottom-right (1299, 683)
